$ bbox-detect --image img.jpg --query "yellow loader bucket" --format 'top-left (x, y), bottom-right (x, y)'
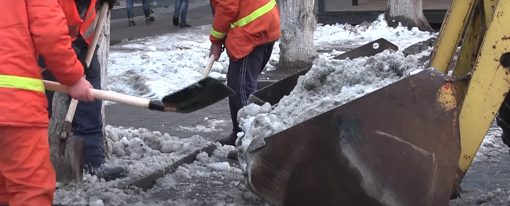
top-left (242, 69), bottom-right (461, 206)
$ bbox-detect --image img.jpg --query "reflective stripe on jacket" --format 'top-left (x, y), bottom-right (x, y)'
top-left (59, 0), bottom-right (99, 45)
top-left (0, 0), bottom-right (84, 127)
top-left (210, 0), bottom-right (281, 61)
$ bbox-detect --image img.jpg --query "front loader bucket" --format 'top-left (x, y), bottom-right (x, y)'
top-left (249, 38), bottom-right (399, 105)
top-left (243, 69), bottom-right (461, 206)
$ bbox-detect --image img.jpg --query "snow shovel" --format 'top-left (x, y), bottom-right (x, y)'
top-left (248, 38), bottom-right (399, 106)
top-left (50, 2), bottom-right (110, 183)
top-left (159, 54), bottom-right (235, 112)
top-left (43, 55), bottom-right (235, 113)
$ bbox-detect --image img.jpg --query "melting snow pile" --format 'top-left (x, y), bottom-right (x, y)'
top-left (236, 50), bottom-right (429, 170)
top-left (105, 14), bottom-right (436, 101)
top-left (53, 125), bottom-right (211, 205)
top-left (106, 25), bottom-right (280, 100)
top-left (147, 147), bottom-right (267, 206)
top-left (53, 125), bottom-right (267, 206)
top-left (473, 121), bottom-right (507, 163)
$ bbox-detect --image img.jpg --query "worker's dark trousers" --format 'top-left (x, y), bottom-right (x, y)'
top-left (227, 41), bottom-right (276, 140)
top-left (497, 93), bottom-right (510, 147)
top-left (40, 48), bottom-right (105, 167)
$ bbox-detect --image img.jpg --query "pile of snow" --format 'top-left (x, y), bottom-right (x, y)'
top-left (315, 15), bottom-right (436, 50)
top-left (148, 146), bottom-right (268, 206)
top-left (53, 125), bottom-right (267, 205)
top-left (449, 188), bottom-right (510, 206)
top-left (105, 25), bottom-right (279, 100)
top-left (473, 121), bottom-right (507, 163)
top-left (105, 14), bottom-right (435, 101)
top-left (53, 125), bottom-right (212, 205)
top-left (236, 49), bottom-right (430, 170)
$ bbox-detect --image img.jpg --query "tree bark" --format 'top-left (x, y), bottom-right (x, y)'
top-left (385, 0), bottom-right (433, 32)
top-left (49, 11), bottom-right (111, 183)
top-left (277, 0), bottom-right (318, 71)
top-left (98, 11), bottom-right (111, 159)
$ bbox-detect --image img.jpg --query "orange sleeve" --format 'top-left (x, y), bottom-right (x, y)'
top-left (209, 0), bottom-right (239, 46)
top-left (26, 0), bottom-right (84, 86)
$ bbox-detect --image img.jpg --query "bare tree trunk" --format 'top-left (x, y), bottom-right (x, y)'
top-left (278, 0), bottom-right (318, 71)
top-left (49, 12), bottom-right (111, 183)
top-left (98, 11), bottom-right (111, 159)
top-left (385, 0), bottom-right (433, 32)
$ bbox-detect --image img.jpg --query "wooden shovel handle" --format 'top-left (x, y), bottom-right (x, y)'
top-left (44, 80), bottom-right (152, 109)
top-left (202, 55), bottom-right (215, 78)
top-left (65, 2), bottom-right (110, 123)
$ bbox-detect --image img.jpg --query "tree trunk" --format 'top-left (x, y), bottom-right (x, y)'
top-left (278, 0), bottom-right (318, 71)
top-left (49, 11), bottom-right (111, 183)
top-left (98, 11), bottom-right (111, 159)
top-left (385, 0), bottom-right (433, 32)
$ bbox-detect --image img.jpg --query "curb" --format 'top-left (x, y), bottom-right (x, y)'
top-left (117, 144), bottom-right (217, 191)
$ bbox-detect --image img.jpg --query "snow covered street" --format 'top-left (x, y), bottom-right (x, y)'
top-left (53, 15), bottom-right (510, 205)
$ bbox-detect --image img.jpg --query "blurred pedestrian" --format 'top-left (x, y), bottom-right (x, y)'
top-left (172, 0), bottom-right (191, 27)
top-left (127, 0), bottom-right (155, 26)
top-left (210, 0), bottom-right (214, 16)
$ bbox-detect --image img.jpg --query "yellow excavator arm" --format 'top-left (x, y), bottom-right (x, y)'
top-left (429, 0), bottom-right (510, 197)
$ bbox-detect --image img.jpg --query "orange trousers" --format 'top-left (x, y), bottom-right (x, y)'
top-left (0, 126), bottom-right (56, 206)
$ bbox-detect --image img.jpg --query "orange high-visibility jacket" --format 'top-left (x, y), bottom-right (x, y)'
top-left (0, 0), bottom-right (84, 127)
top-left (58, 0), bottom-right (99, 45)
top-left (210, 0), bottom-right (281, 61)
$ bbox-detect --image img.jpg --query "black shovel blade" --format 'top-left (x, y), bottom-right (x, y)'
top-left (161, 77), bottom-right (235, 113)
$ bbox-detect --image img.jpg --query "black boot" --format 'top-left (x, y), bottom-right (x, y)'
top-left (216, 133), bottom-right (237, 146)
top-left (86, 164), bottom-right (127, 181)
top-left (227, 150), bottom-right (238, 160)
top-left (128, 19), bottom-right (136, 27)
top-left (179, 21), bottom-right (192, 28)
top-left (172, 15), bottom-right (179, 26)
top-left (145, 16), bottom-right (155, 24)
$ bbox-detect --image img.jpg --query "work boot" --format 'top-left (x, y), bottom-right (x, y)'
top-left (128, 19), bottom-right (136, 27)
top-left (227, 150), bottom-right (238, 160)
top-left (87, 164), bottom-right (127, 181)
top-left (180, 21), bottom-right (192, 28)
top-left (172, 15), bottom-right (179, 26)
top-left (216, 133), bottom-right (237, 146)
top-left (145, 16), bottom-right (155, 25)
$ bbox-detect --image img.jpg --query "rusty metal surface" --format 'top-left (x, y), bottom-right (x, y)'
top-left (249, 38), bottom-right (399, 106)
top-left (244, 69), bottom-right (461, 206)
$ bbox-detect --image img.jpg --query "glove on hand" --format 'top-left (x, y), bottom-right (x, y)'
top-left (99, 0), bottom-right (117, 10)
top-left (209, 44), bottom-right (223, 61)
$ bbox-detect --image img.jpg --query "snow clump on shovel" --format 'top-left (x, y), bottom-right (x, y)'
top-left (236, 50), bottom-right (426, 171)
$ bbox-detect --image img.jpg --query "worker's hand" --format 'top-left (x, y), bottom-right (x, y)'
top-left (99, 0), bottom-right (117, 10)
top-left (67, 78), bottom-right (95, 102)
top-left (209, 43), bottom-right (223, 61)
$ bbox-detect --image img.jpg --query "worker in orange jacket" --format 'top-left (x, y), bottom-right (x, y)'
top-left (0, 0), bottom-right (95, 205)
top-left (210, 0), bottom-right (281, 159)
top-left (39, 0), bottom-right (125, 181)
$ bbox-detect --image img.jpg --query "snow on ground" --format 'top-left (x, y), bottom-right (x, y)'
top-left (106, 14), bottom-right (435, 100)
top-left (474, 122), bottom-right (507, 163)
top-left (54, 126), bottom-right (263, 206)
top-left (175, 118), bottom-right (226, 133)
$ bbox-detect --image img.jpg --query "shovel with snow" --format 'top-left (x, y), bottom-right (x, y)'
top-left (43, 55), bottom-right (235, 113)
